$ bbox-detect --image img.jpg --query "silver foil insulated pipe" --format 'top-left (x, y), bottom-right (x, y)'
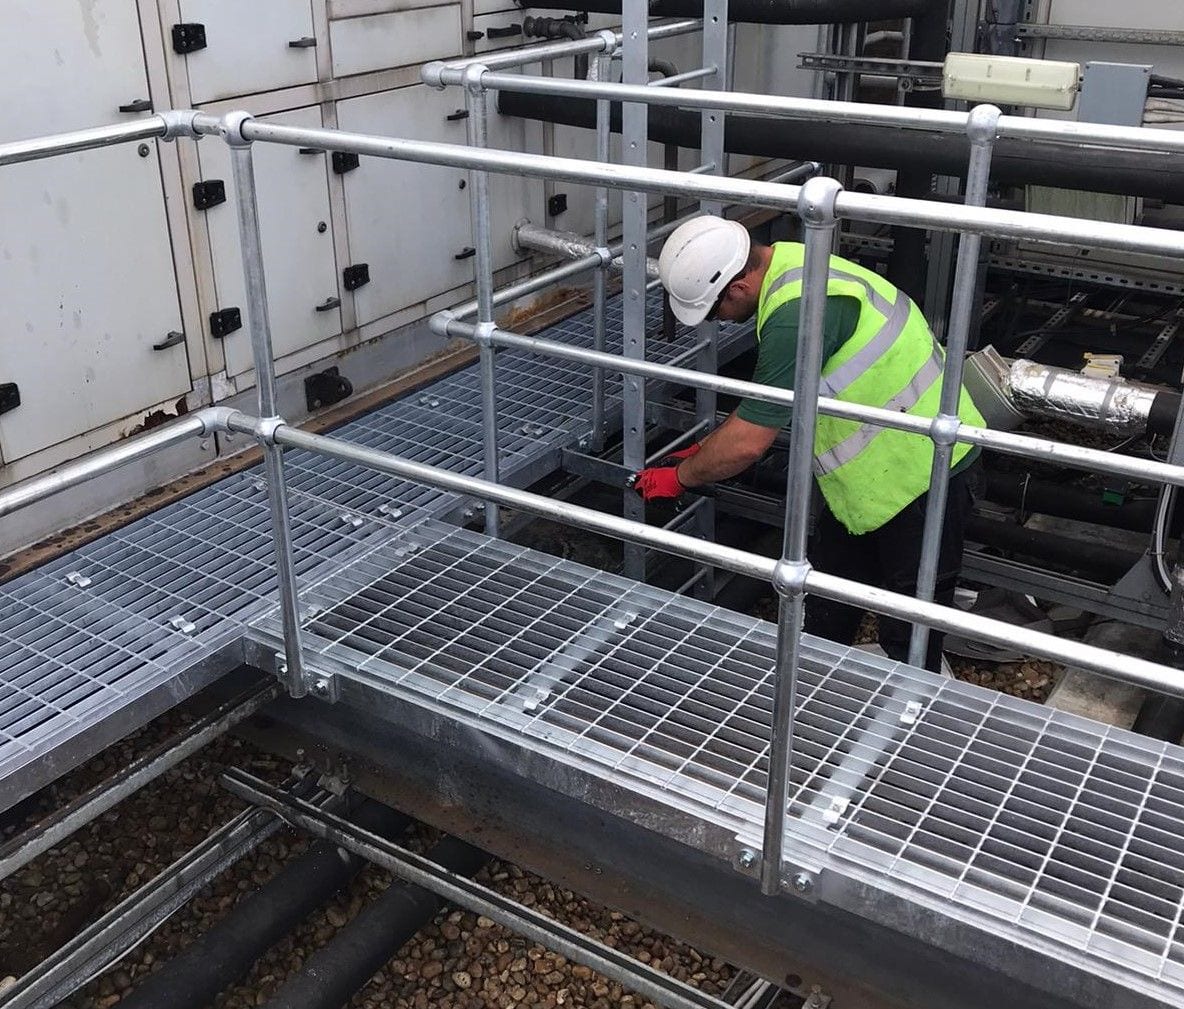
top-left (1004, 359), bottom-right (1160, 436)
top-left (514, 222), bottom-right (661, 278)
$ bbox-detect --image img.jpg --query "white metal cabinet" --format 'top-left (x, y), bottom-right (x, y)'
top-left (197, 106), bottom-right (343, 378)
top-left (329, 7), bottom-right (461, 76)
top-left (336, 86), bottom-right (475, 326)
top-left (175, 0), bottom-right (320, 104)
top-left (0, 1), bottom-right (190, 462)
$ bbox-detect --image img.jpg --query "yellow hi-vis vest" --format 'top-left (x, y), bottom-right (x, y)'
top-left (755, 242), bottom-right (986, 535)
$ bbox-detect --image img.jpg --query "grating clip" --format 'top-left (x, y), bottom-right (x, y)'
top-left (339, 513), bottom-right (364, 529)
top-left (65, 571), bottom-right (92, 589)
top-left (377, 504), bottom-right (403, 520)
top-left (168, 615), bottom-right (197, 635)
top-left (900, 700), bottom-right (923, 725)
top-left (822, 795), bottom-right (849, 826)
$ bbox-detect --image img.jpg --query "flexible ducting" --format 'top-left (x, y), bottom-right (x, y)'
top-left (1004, 361), bottom-right (1162, 436)
top-left (521, 0), bottom-right (945, 24)
top-left (495, 93), bottom-right (1184, 203)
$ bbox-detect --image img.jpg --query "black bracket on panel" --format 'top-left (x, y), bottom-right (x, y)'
top-left (288, 36), bottom-right (317, 48)
top-left (487, 24), bottom-right (522, 38)
top-left (446, 109), bottom-right (470, 122)
top-left (332, 151), bottom-right (360, 174)
top-left (192, 180), bottom-right (226, 211)
top-left (172, 23), bottom-right (207, 54)
top-left (548, 192), bottom-right (568, 217)
top-left (209, 307), bottom-right (242, 338)
top-left (305, 367), bottom-right (353, 412)
top-left (0, 383), bottom-right (19, 416)
top-left (342, 264), bottom-right (370, 291)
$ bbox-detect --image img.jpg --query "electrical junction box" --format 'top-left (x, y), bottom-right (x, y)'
top-left (942, 53), bottom-right (1081, 111)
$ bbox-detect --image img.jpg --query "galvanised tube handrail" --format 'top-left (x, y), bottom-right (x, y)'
top-left (186, 115), bottom-right (1184, 260)
top-left (454, 69), bottom-right (1184, 157)
top-left (0, 408), bottom-right (224, 521)
top-left (422, 19), bottom-right (701, 81)
top-left (0, 118), bottom-right (168, 167)
top-left (432, 317), bottom-right (1184, 491)
top-left (215, 409), bottom-right (1184, 702)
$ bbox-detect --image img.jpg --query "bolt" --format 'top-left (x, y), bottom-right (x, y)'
top-left (138, 143), bottom-right (151, 157)
top-left (317, 221), bottom-right (327, 233)
top-left (738, 848), bottom-right (757, 869)
top-left (792, 872), bottom-right (813, 894)
top-left (314, 677), bottom-right (330, 695)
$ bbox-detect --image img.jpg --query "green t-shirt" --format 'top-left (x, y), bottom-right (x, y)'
top-left (736, 295), bottom-right (861, 429)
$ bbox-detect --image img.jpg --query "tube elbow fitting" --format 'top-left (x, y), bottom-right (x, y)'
top-left (797, 176), bottom-right (843, 228)
top-left (195, 406), bottom-right (239, 436)
top-left (422, 61), bottom-right (448, 89)
top-left (966, 104), bottom-right (1002, 147)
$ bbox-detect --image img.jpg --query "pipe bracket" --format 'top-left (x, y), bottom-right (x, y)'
top-left (472, 321), bottom-right (498, 349)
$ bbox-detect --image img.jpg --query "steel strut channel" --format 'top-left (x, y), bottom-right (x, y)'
top-left (3, 775), bottom-right (332, 1009)
top-left (221, 767), bottom-right (733, 1009)
top-left (0, 681), bottom-right (280, 882)
top-left (1012, 291), bottom-right (1091, 358)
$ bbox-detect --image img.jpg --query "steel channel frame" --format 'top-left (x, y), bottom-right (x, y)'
top-left (620, 0), bottom-right (650, 582)
top-left (0, 681), bottom-right (279, 882)
top-left (6, 106), bottom-right (1184, 896)
top-left (222, 767), bottom-right (734, 1009)
top-left (4, 776), bottom-right (331, 1009)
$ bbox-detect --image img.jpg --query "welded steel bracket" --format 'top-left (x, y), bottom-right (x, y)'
top-left (274, 651), bottom-right (340, 703)
top-left (732, 842), bottom-right (823, 904)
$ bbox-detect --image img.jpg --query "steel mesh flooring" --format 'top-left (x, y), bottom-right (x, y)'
top-left (263, 518), bottom-right (1184, 1001)
top-left (0, 297), bottom-right (745, 808)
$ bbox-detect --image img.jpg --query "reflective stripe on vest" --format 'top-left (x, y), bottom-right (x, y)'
top-left (811, 344), bottom-right (946, 476)
top-left (760, 265), bottom-right (913, 398)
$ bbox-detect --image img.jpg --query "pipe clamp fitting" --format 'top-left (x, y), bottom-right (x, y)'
top-left (256, 415), bottom-right (286, 446)
top-left (197, 406), bottom-right (237, 436)
top-left (966, 104), bottom-right (1003, 147)
top-left (929, 413), bottom-right (962, 447)
top-left (595, 28), bottom-right (619, 52)
top-left (771, 559), bottom-right (811, 599)
top-left (159, 109), bottom-right (201, 142)
top-left (473, 321), bottom-right (498, 349)
top-left (797, 176), bottom-right (843, 228)
top-left (593, 246), bottom-right (613, 268)
top-left (461, 64), bottom-right (489, 96)
top-left (219, 110), bottom-right (255, 148)
top-left (422, 61), bottom-right (447, 89)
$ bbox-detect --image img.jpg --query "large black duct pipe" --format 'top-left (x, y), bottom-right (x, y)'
top-left (1132, 694), bottom-right (1184, 744)
top-left (967, 515), bottom-right (1143, 582)
top-left (120, 801), bottom-right (411, 1009)
top-left (260, 835), bottom-right (489, 1009)
top-left (984, 473), bottom-right (1157, 534)
top-left (496, 93), bottom-right (1184, 203)
top-left (522, 0), bottom-right (944, 22)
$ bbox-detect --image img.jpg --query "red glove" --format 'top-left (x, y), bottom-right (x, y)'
top-left (661, 443), bottom-right (701, 463)
top-left (633, 464), bottom-right (685, 500)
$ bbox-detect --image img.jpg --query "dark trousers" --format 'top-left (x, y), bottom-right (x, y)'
top-left (803, 463), bottom-right (978, 672)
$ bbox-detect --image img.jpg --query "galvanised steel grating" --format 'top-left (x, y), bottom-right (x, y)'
top-left (0, 298), bottom-right (749, 810)
top-left (254, 519), bottom-right (1184, 1007)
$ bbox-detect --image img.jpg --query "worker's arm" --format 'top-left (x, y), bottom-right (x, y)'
top-left (675, 411), bottom-right (778, 487)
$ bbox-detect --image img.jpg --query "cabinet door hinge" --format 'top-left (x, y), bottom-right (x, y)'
top-left (192, 180), bottom-right (226, 211)
top-left (342, 264), bottom-right (370, 291)
top-left (0, 383), bottom-right (19, 416)
top-left (172, 23), bottom-right (207, 55)
top-left (332, 152), bottom-right (360, 175)
top-left (209, 307), bottom-right (243, 338)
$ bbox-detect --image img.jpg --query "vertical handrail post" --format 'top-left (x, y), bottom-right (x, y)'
top-left (907, 104), bottom-right (1001, 667)
top-left (690, 0), bottom-right (729, 601)
top-left (462, 65), bottom-right (502, 537)
top-left (621, 0), bottom-right (651, 581)
top-left (222, 112), bottom-right (308, 698)
top-left (760, 176), bottom-right (842, 895)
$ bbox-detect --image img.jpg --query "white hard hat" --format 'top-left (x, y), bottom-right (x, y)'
top-left (658, 217), bottom-right (751, 326)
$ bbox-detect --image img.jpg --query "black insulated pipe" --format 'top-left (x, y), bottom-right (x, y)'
top-left (522, 0), bottom-right (946, 23)
top-left (1132, 693), bottom-right (1184, 744)
top-left (259, 835), bottom-right (489, 1009)
top-left (119, 800), bottom-right (412, 1009)
top-left (495, 94), bottom-right (1184, 203)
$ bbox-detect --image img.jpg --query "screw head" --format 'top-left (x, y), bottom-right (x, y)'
top-left (738, 848), bottom-right (757, 869)
top-left (792, 872), bottom-right (813, 894)
top-left (138, 143), bottom-right (151, 157)
top-left (314, 677), bottom-right (330, 694)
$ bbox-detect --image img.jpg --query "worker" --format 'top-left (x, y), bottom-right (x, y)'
top-left (633, 217), bottom-right (984, 672)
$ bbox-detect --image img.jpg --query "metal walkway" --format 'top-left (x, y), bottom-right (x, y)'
top-left (0, 297), bottom-right (746, 811)
top-left (247, 517), bottom-right (1184, 1009)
